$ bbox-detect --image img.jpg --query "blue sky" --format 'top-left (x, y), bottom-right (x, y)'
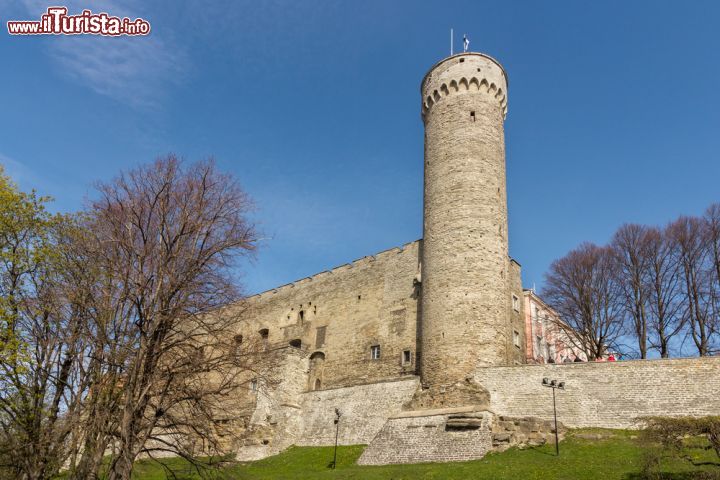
top-left (2, 0), bottom-right (719, 296)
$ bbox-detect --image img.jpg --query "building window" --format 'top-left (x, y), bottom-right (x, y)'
top-left (289, 339), bottom-right (301, 348)
top-left (250, 379), bottom-right (258, 392)
top-left (232, 334), bottom-right (243, 355)
top-left (513, 330), bottom-right (520, 348)
top-left (402, 350), bottom-right (412, 365)
top-left (259, 328), bottom-right (269, 350)
top-left (535, 335), bottom-right (543, 355)
top-left (314, 379), bottom-right (321, 391)
top-left (315, 326), bottom-right (326, 348)
top-left (370, 345), bottom-right (381, 360)
top-left (512, 294), bottom-right (520, 312)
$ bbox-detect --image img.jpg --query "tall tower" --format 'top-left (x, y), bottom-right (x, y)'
top-left (419, 52), bottom-right (512, 397)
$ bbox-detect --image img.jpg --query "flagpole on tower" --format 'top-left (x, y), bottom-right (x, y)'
top-left (450, 28), bottom-right (453, 55)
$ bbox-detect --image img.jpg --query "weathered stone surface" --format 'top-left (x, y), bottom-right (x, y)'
top-left (225, 240), bottom-right (422, 392)
top-left (475, 357), bottom-right (720, 429)
top-left (404, 378), bottom-right (491, 411)
top-left (297, 377), bottom-right (419, 446)
top-left (358, 411), bottom-right (494, 465)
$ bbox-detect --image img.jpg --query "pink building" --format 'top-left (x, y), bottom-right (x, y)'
top-left (523, 289), bottom-right (588, 364)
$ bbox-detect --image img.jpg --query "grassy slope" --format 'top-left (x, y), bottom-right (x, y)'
top-left (131, 430), bottom-right (720, 480)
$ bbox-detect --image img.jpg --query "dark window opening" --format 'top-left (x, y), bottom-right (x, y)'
top-left (232, 334), bottom-right (243, 355)
top-left (259, 328), bottom-right (269, 350)
top-left (315, 326), bottom-right (327, 348)
top-left (299, 310), bottom-right (305, 322)
top-left (402, 350), bottom-right (412, 365)
top-left (289, 339), bottom-right (302, 349)
top-left (357, 295), bottom-right (362, 301)
top-left (459, 58), bottom-right (465, 63)
top-left (470, 111), bottom-right (475, 121)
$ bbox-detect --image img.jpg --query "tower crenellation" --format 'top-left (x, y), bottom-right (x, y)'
top-left (420, 53), bottom-right (508, 120)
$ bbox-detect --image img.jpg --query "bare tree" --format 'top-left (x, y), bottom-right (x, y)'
top-left (611, 224), bottom-right (652, 358)
top-left (67, 156), bottom-right (258, 480)
top-left (667, 216), bottom-right (716, 356)
top-left (643, 226), bottom-right (683, 357)
top-left (543, 243), bottom-right (625, 360)
top-left (704, 203), bottom-right (720, 330)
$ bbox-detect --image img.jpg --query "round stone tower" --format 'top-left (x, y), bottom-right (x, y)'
top-left (419, 52), bottom-right (510, 394)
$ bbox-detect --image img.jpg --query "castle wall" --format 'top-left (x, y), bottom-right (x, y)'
top-left (474, 357), bottom-right (720, 429)
top-left (357, 409), bottom-right (493, 465)
top-left (506, 259), bottom-right (526, 365)
top-left (226, 241), bottom-right (422, 390)
top-left (297, 377), bottom-right (420, 446)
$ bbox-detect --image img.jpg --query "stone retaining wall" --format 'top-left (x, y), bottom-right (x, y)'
top-left (475, 357), bottom-right (720, 429)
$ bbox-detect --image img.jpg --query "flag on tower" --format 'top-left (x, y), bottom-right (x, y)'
top-left (463, 34), bottom-right (469, 52)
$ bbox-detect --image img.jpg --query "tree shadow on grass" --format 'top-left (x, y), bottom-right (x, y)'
top-left (624, 471), bottom-right (720, 480)
top-left (519, 444), bottom-right (559, 458)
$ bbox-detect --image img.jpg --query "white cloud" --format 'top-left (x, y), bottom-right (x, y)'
top-left (18, 0), bottom-right (188, 108)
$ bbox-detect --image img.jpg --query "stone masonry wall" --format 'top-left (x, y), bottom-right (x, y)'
top-left (475, 357), bottom-right (720, 429)
top-left (223, 241), bottom-right (422, 390)
top-left (358, 409), bottom-right (493, 465)
top-left (297, 377), bottom-right (420, 446)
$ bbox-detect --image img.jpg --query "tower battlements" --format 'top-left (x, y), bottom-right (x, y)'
top-left (421, 53), bottom-right (508, 120)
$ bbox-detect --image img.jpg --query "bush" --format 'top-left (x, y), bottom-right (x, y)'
top-left (638, 417), bottom-right (720, 478)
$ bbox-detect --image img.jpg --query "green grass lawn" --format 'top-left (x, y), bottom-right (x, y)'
top-left (130, 430), bottom-right (720, 480)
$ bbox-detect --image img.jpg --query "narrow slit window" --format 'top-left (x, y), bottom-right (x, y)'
top-left (402, 350), bottom-right (411, 365)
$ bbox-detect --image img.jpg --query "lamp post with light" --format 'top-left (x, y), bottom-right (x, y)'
top-left (541, 377), bottom-right (565, 456)
top-left (330, 408), bottom-right (342, 469)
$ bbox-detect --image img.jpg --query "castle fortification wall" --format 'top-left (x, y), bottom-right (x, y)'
top-left (297, 377), bottom-right (420, 446)
top-left (225, 241), bottom-right (422, 390)
top-left (474, 357), bottom-right (720, 429)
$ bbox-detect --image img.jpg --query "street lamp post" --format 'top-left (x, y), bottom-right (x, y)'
top-left (541, 377), bottom-right (565, 456)
top-left (330, 408), bottom-right (342, 469)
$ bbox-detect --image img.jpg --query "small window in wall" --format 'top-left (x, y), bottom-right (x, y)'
top-left (314, 379), bottom-right (321, 391)
top-left (470, 111), bottom-right (475, 122)
top-left (370, 345), bottom-right (381, 360)
top-left (259, 328), bottom-right (269, 350)
top-left (250, 379), bottom-right (258, 392)
top-left (289, 339), bottom-right (302, 349)
top-left (513, 330), bottom-right (521, 348)
top-left (299, 310), bottom-right (305, 323)
top-left (233, 334), bottom-right (243, 355)
top-left (402, 350), bottom-right (412, 365)
top-left (315, 326), bottom-right (326, 348)
top-left (512, 294), bottom-right (520, 312)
